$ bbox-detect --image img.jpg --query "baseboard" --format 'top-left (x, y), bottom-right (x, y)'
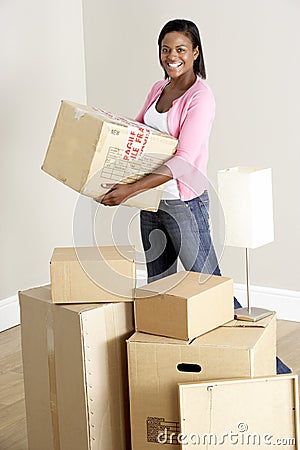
top-left (234, 283), bottom-right (300, 322)
top-left (0, 295), bottom-right (20, 332)
top-left (1, 278), bottom-right (299, 332)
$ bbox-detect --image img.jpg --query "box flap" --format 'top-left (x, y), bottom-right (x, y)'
top-left (178, 375), bottom-right (299, 449)
top-left (127, 313), bottom-right (275, 349)
top-left (192, 324), bottom-right (272, 349)
top-left (51, 245), bottom-right (135, 263)
top-left (210, 314), bottom-right (277, 349)
top-left (19, 285), bottom-right (110, 313)
top-left (127, 331), bottom-right (190, 346)
top-left (136, 271), bottom-right (232, 299)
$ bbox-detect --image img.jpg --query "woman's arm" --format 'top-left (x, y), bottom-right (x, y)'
top-left (94, 165), bottom-right (172, 206)
top-left (164, 88), bottom-right (215, 180)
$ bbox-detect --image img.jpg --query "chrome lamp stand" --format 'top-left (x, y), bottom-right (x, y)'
top-left (234, 248), bottom-right (274, 322)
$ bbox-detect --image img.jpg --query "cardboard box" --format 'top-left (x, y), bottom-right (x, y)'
top-left (19, 285), bottom-right (134, 450)
top-left (178, 375), bottom-right (299, 449)
top-left (127, 313), bottom-right (277, 450)
top-left (42, 100), bottom-right (178, 211)
top-left (50, 245), bottom-right (135, 303)
top-left (135, 271), bottom-right (234, 340)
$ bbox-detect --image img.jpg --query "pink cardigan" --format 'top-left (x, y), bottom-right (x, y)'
top-left (135, 76), bottom-right (215, 201)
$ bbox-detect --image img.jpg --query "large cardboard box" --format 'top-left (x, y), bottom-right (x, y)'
top-left (50, 245), bottom-right (135, 303)
top-left (42, 100), bottom-right (178, 211)
top-left (178, 376), bottom-right (299, 449)
top-left (127, 313), bottom-right (277, 450)
top-left (135, 271), bottom-right (234, 340)
top-left (19, 285), bottom-right (134, 450)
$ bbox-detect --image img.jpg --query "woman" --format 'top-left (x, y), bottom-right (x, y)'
top-left (97, 19), bottom-right (223, 284)
top-left (95, 19), bottom-right (290, 374)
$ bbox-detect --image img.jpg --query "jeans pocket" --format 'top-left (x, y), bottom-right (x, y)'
top-left (198, 200), bottom-right (210, 231)
top-left (198, 190), bottom-right (209, 206)
top-left (163, 199), bottom-right (187, 208)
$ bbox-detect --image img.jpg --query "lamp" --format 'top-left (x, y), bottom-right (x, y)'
top-left (218, 167), bottom-right (274, 321)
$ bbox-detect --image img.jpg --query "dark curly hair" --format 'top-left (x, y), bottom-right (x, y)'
top-left (158, 19), bottom-right (206, 79)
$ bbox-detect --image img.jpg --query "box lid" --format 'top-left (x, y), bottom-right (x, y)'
top-left (51, 245), bottom-right (135, 263)
top-left (19, 285), bottom-right (112, 314)
top-left (178, 375), bottom-right (299, 449)
top-left (192, 313), bottom-right (276, 348)
top-left (127, 313), bottom-right (276, 349)
top-left (135, 271), bottom-right (232, 299)
top-left (127, 331), bottom-right (190, 345)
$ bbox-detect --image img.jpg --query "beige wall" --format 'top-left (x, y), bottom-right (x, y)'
top-left (0, 0), bottom-right (89, 300)
top-left (82, 0), bottom-right (300, 291)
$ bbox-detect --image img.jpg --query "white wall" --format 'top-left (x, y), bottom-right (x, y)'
top-left (82, 0), bottom-right (300, 292)
top-left (1, 0), bottom-right (299, 329)
top-left (206, 0), bottom-right (300, 291)
top-left (0, 0), bottom-right (90, 303)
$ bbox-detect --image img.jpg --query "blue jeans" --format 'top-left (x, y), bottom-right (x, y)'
top-left (140, 191), bottom-right (291, 375)
top-left (140, 191), bottom-right (221, 282)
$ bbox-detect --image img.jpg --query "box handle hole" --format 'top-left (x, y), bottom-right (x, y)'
top-left (177, 363), bottom-right (201, 373)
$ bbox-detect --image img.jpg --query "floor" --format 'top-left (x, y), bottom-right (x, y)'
top-left (0, 321), bottom-right (299, 450)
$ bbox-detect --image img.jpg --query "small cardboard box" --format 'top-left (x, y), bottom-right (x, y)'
top-left (127, 313), bottom-right (277, 450)
top-left (50, 245), bottom-right (135, 303)
top-left (178, 376), bottom-right (299, 449)
top-left (135, 271), bottom-right (234, 340)
top-left (42, 100), bottom-right (178, 211)
top-left (19, 285), bottom-right (134, 450)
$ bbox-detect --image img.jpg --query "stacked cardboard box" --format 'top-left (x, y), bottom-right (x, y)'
top-left (20, 249), bottom-right (295, 450)
top-left (127, 271), bottom-right (278, 449)
top-left (19, 245), bottom-right (136, 450)
top-left (42, 100), bottom-right (178, 211)
top-left (134, 271), bottom-right (234, 340)
top-left (50, 246), bottom-right (135, 303)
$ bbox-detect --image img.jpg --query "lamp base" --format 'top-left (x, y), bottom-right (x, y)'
top-left (234, 307), bottom-right (274, 322)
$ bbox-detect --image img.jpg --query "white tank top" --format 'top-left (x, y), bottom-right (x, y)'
top-left (144, 101), bottom-right (180, 200)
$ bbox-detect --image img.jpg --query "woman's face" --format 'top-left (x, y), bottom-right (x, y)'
top-left (160, 31), bottom-right (199, 80)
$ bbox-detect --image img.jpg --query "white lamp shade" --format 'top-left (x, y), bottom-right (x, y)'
top-left (218, 167), bottom-right (274, 249)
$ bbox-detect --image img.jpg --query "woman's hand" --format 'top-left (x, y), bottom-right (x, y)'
top-left (94, 183), bottom-right (135, 206)
top-left (93, 167), bottom-right (173, 206)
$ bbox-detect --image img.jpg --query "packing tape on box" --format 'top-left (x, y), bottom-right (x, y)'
top-left (91, 106), bottom-right (142, 128)
top-left (102, 306), bottom-right (132, 450)
top-left (82, 305), bottom-right (125, 448)
top-left (46, 306), bottom-right (61, 450)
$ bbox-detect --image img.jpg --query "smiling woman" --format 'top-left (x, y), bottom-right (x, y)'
top-left (95, 19), bottom-right (221, 283)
